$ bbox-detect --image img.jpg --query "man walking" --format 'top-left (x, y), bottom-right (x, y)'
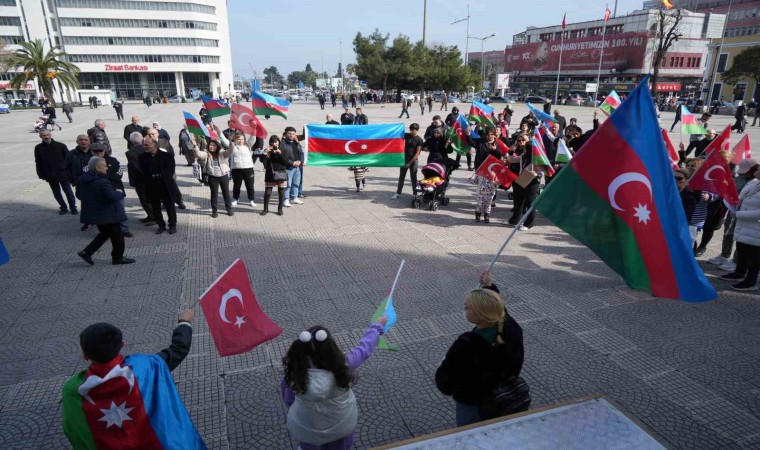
top-left (35, 130), bottom-right (77, 214)
top-left (139, 137), bottom-right (177, 235)
top-left (92, 143), bottom-right (132, 237)
top-left (88, 119), bottom-right (112, 155)
top-left (43, 104), bottom-right (62, 131)
top-left (318, 92), bottom-right (326, 110)
top-left (392, 123), bottom-right (423, 199)
top-left (62, 102), bottom-right (74, 123)
top-left (440, 91), bottom-right (448, 111)
top-left (353, 107), bottom-right (368, 125)
top-left (330, 92), bottom-right (337, 107)
top-left (75, 157), bottom-right (135, 265)
top-left (399, 98), bottom-right (410, 118)
top-left (125, 132), bottom-right (156, 226)
top-left (113, 100), bottom-right (124, 121)
top-left (123, 116), bottom-right (142, 150)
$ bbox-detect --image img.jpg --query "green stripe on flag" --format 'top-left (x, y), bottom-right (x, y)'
top-left (252, 107), bottom-right (287, 119)
top-left (62, 372), bottom-right (98, 450)
top-left (307, 152), bottom-right (404, 167)
top-left (681, 123), bottom-right (707, 136)
top-left (533, 166), bottom-right (650, 291)
top-left (207, 108), bottom-right (230, 118)
top-left (600, 102), bottom-right (615, 116)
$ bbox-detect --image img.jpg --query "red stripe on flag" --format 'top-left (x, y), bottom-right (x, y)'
top-left (309, 137), bottom-right (403, 155)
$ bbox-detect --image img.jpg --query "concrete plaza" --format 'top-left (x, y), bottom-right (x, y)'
top-left (0, 98), bottom-right (758, 449)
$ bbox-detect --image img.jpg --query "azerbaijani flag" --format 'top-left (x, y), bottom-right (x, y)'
top-left (371, 297), bottom-right (398, 351)
top-left (531, 127), bottom-right (556, 176)
top-left (468, 100), bottom-right (496, 127)
top-left (62, 354), bottom-right (206, 449)
top-left (527, 102), bottom-right (557, 126)
top-left (556, 139), bottom-right (573, 164)
top-left (680, 105), bottom-right (707, 136)
top-left (661, 129), bottom-right (679, 168)
top-left (448, 114), bottom-right (471, 156)
top-left (251, 91), bottom-right (290, 119)
top-left (533, 77), bottom-right (717, 302)
top-left (599, 90), bottom-right (622, 116)
top-left (306, 123), bottom-right (405, 167)
top-left (183, 111), bottom-right (217, 139)
top-left (200, 95), bottom-right (230, 118)
top-left (0, 238), bottom-right (8, 265)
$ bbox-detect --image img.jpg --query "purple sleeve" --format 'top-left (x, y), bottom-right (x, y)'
top-left (280, 377), bottom-right (295, 407)
top-left (346, 323), bottom-right (384, 371)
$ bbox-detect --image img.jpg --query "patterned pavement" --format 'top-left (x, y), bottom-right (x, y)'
top-left (0, 100), bottom-right (758, 449)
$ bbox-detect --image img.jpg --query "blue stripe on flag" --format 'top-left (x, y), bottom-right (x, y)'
top-left (527, 103), bottom-right (557, 125)
top-left (472, 100), bottom-right (494, 115)
top-left (383, 295), bottom-right (397, 333)
top-left (252, 91), bottom-right (290, 108)
top-left (0, 238), bottom-right (8, 265)
top-left (308, 123), bottom-right (405, 140)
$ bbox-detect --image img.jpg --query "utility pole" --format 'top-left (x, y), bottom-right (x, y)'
top-left (452, 4), bottom-right (470, 64)
top-left (469, 33), bottom-right (496, 88)
top-left (422, 0), bottom-right (427, 45)
top-left (340, 39), bottom-right (344, 95)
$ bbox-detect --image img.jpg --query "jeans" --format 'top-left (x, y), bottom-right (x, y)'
top-left (64, 111), bottom-right (72, 123)
top-left (207, 174), bottom-right (232, 211)
top-left (286, 167), bottom-right (301, 200)
top-left (396, 161), bottom-right (418, 195)
top-left (399, 107), bottom-right (410, 118)
top-left (148, 183), bottom-right (176, 228)
top-left (455, 401), bottom-right (484, 427)
top-left (82, 223), bottom-right (124, 260)
top-left (117, 197), bottom-right (130, 233)
top-left (231, 168), bottom-right (255, 201)
top-left (48, 180), bottom-right (76, 210)
top-left (298, 166), bottom-right (304, 196)
top-left (735, 242), bottom-right (760, 285)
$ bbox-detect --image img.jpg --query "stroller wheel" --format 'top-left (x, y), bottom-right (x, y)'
top-left (430, 201), bottom-right (439, 211)
top-left (411, 198), bottom-right (421, 209)
top-left (441, 197), bottom-right (450, 206)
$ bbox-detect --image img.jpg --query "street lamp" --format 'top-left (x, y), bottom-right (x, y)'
top-left (468, 33), bottom-right (496, 86)
top-left (451, 4), bottom-right (470, 64)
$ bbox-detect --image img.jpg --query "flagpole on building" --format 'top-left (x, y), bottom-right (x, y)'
top-left (593, 7), bottom-right (610, 107)
top-left (554, 13), bottom-right (566, 104)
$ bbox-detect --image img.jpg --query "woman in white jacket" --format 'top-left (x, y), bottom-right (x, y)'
top-left (722, 170), bottom-right (760, 291)
top-left (229, 133), bottom-right (256, 209)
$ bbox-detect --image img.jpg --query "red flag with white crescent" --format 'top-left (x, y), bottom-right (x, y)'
top-left (230, 103), bottom-right (268, 140)
top-left (475, 154), bottom-right (518, 187)
top-left (730, 134), bottom-right (751, 165)
top-left (199, 259), bottom-right (281, 357)
top-left (687, 150), bottom-right (740, 210)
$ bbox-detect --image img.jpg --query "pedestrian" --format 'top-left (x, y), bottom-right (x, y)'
top-left (424, 116), bottom-right (447, 140)
top-left (87, 119), bottom-right (112, 155)
top-left (444, 106), bottom-right (459, 127)
top-left (281, 316), bottom-right (388, 450)
top-left (399, 98), bottom-right (410, 119)
top-left (178, 124), bottom-right (196, 166)
top-left (552, 110), bottom-right (567, 134)
top-left (222, 120), bottom-right (238, 141)
top-left (340, 108), bottom-right (355, 125)
top-left (750, 98), bottom-right (759, 126)
top-left (732, 101), bottom-right (747, 133)
top-left (670, 102), bottom-right (683, 132)
top-left (422, 127), bottom-right (454, 165)
top-left (420, 98), bottom-right (425, 116)
top-left (426, 94), bottom-right (433, 112)
top-left (318, 92), bottom-right (326, 110)
top-left (62, 102), bottom-right (73, 123)
top-left (348, 166), bottom-right (368, 192)
top-left (90, 144), bottom-right (131, 237)
top-left (503, 104), bottom-right (514, 128)
top-left (112, 100), bottom-right (124, 121)
top-left (543, 98), bottom-right (552, 114)
top-left (62, 309), bottom-right (204, 449)
top-left (125, 132), bottom-right (156, 226)
top-left (350, 93), bottom-right (357, 108)
top-left (88, 95), bottom-right (94, 109)
top-left (123, 116), bottom-right (143, 150)
top-left (192, 135), bottom-right (234, 218)
top-left (35, 130), bottom-right (77, 214)
top-left (330, 92), bottom-right (337, 107)
top-left (436, 270), bottom-right (526, 426)
top-left (144, 95), bottom-right (152, 108)
top-left (43, 104), bottom-right (62, 130)
top-left (281, 127), bottom-right (304, 206)
top-left (260, 135), bottom-right (289, 216)
top-left (341, 94), bottom-right (348, 109)
top-left (353, 107), bottom-right (368, 125)
top-left (440, 91), bottom-right (448, 111)
top-left (74, 157), bottom-right (135, 265)
top-left (325, 114), bottom-right (339, 125)
top-left (152, 122), bottom-right (171, 142)
top-left (506, 133), bottom-right (540, 230)
top-left (468, 127), bottom-right (504, 223)
top-left (720, 168), bottom-right (760, 290)
top-left (138, 137), bottom-right (177, 235)
top-left (392, 124), bottom-right (423, 200)
top-left (229, 133), bottom-right (257, 209)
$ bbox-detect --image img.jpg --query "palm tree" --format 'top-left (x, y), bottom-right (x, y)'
top-left (5, 39), bottom-right (80, 105)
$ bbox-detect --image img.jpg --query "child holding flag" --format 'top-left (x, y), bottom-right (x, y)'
top-left (281, 316), bottom-right (388, 450)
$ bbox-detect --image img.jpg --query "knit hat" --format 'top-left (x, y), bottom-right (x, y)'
top-left (737, 158), bottom-right (758, 175)
top-left (89, 143), bottom-right (106, 152)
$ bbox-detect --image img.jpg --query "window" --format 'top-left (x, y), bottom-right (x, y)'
top-left (0, 0), bottom-right (17, 5)
top-left (56, 0), bottom-right (215, 14)
top-left (588, 27), bottom-right (603, 36)
top-left (0, 17), bottom-right (22, 26)
top-left (717, 53), bottom-right (728, 72)
top-left (0, 35), bottom-right (24, 44)
top-left (539, 33), bottom-right (553, 41)
top-left (68, 54), bottom-right (220, 64)
top-left (63, 36), bottom-right (219, 47)
top-left (733, 83), bottom-right (747, 102)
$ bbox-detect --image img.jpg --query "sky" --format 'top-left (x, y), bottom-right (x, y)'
top-left (228, 0), bottom-right (644, 79)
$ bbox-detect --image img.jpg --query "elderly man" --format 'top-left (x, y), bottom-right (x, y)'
top-left (139, 137), bottom-right (177, 235)
top-left (91, 143), bottom-right (132, 237)
top-left (75, 157), bottom-right (135, 265)
top-left (145, 127), bottom-right (184, 209)
top-left (340, 108), bottom-right (355, 125)
top-left (153, 121), bottom-right (171, 142)
top-left (125, 132), bottom-right (155, 225)
top-left (35, 130), bottom-right (76, 214)
top-left (87, 119), bottom-right (112, 155)
top-left (123, 116), bottom-right (142, 150)
top-left (325, 114), bottom-right (339, 125)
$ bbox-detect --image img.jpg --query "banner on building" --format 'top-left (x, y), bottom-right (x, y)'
top-left (496, 74), bottom-right (510, 90)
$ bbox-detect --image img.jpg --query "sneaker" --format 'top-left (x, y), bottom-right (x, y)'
top-left (231, 199), bottom-right (238, 207)
top-left (291, 198), bottom-right (304, 205)
top-left (694, 246), bottom-right (707, 257)
top-left (708, 255), bottom-right (728, 265)
top-left (112, 257), bottom-right (136, 265)
top-left (299, 194), bottom-right (308, 198)
top-left (719, 261), bottom-right (737, 272)
top-left (518, 225), bottom-right (529, 231)
top-left (77, 251), bottom-right (94, 266)
top-left (391, 193), bottom-right (401, 199)
top-left (250, 200), bottom-right (256, 208)
top-left (731, 281), bottom-right (758, 291)
top-left (720, 272), bottom-right (745, 280)
top-left (283, 199), bottom-right (291, 207)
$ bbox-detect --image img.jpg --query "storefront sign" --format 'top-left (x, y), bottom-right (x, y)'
top-left (104, 64), bottom-right (149, 72)
top-left (656, 82), bottom-right (681, 92)
top-left (586, 83), bottom-right (598, 93)
top-left (496, 73), bottom-right (510, 89)
top-left (504, 32), bottom-right (649, 72)
top-left (0, 82), bottom-right (35, 90)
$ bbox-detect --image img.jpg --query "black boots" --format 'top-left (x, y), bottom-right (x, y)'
top-left (277, 187), bottom-right (286, 216)
top-left (475, 213), bottom-right (481, 222)
top-left (260, 188), bottom-right (271, 216)
top-left (484, 214), bottom-right (490, 224)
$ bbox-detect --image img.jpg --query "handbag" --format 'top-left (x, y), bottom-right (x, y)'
top-left (272, 170), bottom-right (287, 182)
top-left (480, 376), bottom-right (531, 420)
top-left (192, 162), bottom-right (203, 183)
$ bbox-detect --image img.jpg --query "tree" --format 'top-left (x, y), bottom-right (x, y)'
top-left (721, 46), bottom-right (760, 88)
top-left (336, 62), bottom-right (342, 78)
top-left (305, 63), bottom-right (313, 73)
top-left (262, 65), bottom-right (285, 87)
top-left (425, 44), bottom-right (479, 92)
top-left (5, 39), bottom-right (80, 105)
top-left (0, 39), bottom-right (11, 72)
top-left (353, 30), bottom-right (391, 93)
top-left (650, 8), bottom-right (683, 96)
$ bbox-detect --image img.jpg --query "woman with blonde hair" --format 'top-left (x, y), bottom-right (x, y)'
top-left (435, 270), bottom-right (527, 426)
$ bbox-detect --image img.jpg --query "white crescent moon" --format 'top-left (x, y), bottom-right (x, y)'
top-left (487, 162), bottom-right (501, 173)
top-left (344, 140), bottom-right (358, 154)
top-left (608, 172), bottom-right (652, 212)
top-left (219, 288), bottom-right (244, 323)
top-left (704, 165), bottom-right (725, 181)
top-left (720, 139), bottom-right (730, 151)
top-left (78, 365), bottom-right (135, 405)
top-left (238, 111), bottom-right (252, 127)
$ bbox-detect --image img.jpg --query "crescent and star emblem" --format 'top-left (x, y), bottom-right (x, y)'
top-left (704, 165), bottom-right (725, 181)
top-left (607, 172), bottom-right (653, 224)
top-left (78, 364), bottom-right (135, 405)
top-left (344, 141), bottom-right (369, 154)
top-left (220, 288), bottom-right (246, 328)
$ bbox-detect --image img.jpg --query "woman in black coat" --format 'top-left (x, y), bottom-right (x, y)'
top-left (260, 135), bottom-right (291, 216)
top-left (435, 270), bottom-right (525, 427)
top-left (422, 127), bottom-right (454, 165)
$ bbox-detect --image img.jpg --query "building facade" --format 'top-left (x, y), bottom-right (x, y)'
top-left (502, 8), bottom-right (725, 99)
top-left (0, 0), bottom-right (233, 103)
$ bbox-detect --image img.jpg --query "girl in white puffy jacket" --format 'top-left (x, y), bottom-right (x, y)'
top-left (723, 172), bottom-right (760, 291)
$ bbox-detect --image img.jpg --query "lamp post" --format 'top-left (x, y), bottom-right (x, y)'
top-left (451, 4), bottom-right (470, 64)
top-left (469, 33), bottom-right (496, 87)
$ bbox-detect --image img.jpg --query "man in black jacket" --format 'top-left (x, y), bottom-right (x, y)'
top-left (125, 132), bottom-right (155, 225)
top-left (87, 119), bottom-right (112, 155)
top-left (123, 116), bottom-right (142, 150)
top-left (340, 108), bottom-right (355, 125)
top-left (353, 107), bottom-right (368, 125)
top-left (139, 137), bottom-right (177, 235)
top-left (43, 105), bottom-right (62, 131)
top-left (65, 135), bottom-right (92, 188)
top-left (35, 130), bottom-right (77, 214)
top-left (281, 127), bottom-right (304, 206)
top-left (91, 143), bottom-right (132, 237)
top-left (552, 110), bottom-right (567, 135)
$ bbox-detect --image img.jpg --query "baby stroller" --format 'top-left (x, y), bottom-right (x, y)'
top-left (33, 114), bottom-right (50, 132)
top-left (412, 160), bottom-right (455, 211)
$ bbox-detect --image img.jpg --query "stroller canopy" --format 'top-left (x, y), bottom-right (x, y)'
top-left (421, 162), bottom-right (446, 179)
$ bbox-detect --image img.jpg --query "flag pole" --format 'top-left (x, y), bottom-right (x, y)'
top-left (481, 205), bottom-right (535, 285)
top-left (593, 8), bottom-right (609, 107)
top-left (388, 259), bottom-right (406, 298)
top-left (554, 14), bottom-right (566, 105)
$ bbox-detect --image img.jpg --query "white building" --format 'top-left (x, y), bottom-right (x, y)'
top-left (0, 0), bottom-right (233, 103)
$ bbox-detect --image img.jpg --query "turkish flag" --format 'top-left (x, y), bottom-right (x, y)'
top-left (700, 125), bottom-right (731, 157)
top-left (687, 149), bottom-right (740, 210)
top-left (199, 259), bottom-right (282, 357)
top-left (475, 154), bottom-right (518, 188)
top-left (661, 129), bottom-right (679, 169)
top-left (495, 138), bottom-right (511, 156)
top-left (230, 103), bottom-right (267, 140)
top-left (731, 134), bottom-right (751, 165)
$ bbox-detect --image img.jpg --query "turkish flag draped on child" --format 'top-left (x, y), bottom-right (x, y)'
top-left (475, 154), bottom-right (518, 188)
top-left (199, 259), bottom-right (282, 357)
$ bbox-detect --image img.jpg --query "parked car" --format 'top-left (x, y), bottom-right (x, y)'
top-left (524, 95), bottom-right (546, 104)
top-left (168, 95), bottom-right (185, 103)
top-left (718, 101), bottom-right (737, 115)
top-left (11, 99), bottom-right (29, 107)
top-left (565, 94), bottom-right (585, 106)
top-left (488, 96), bottom-right (516, 104)
top-left (0, 101), bottom-right (9, 114)
top-left (448, 95), bottom-right (459, 103)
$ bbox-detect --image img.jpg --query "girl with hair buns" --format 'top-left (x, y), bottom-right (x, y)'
top-left (281, 315), bottom-right (388, 450)
top-left (436, 269), bottom-right (526, 426)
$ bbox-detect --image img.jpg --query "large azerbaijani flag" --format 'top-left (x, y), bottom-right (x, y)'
top-left (532, 77), bottom-right (717, 302)
top-left (200, 95), bottom-right (230, 118)
top-left (62, 354), bottom-right (206, 449)
top-left (251, 91), bottom-right (290, 119)
top-left (306, 123), bottom-right (405, 167)
top-left (599, 90), bottom-right (622, 116)
top-left (680, 105), bottom-right (707, 136)
top-left (468, 100), bottom-right (496, 127)
top-left (448, 114), bottom-right (471, 156)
